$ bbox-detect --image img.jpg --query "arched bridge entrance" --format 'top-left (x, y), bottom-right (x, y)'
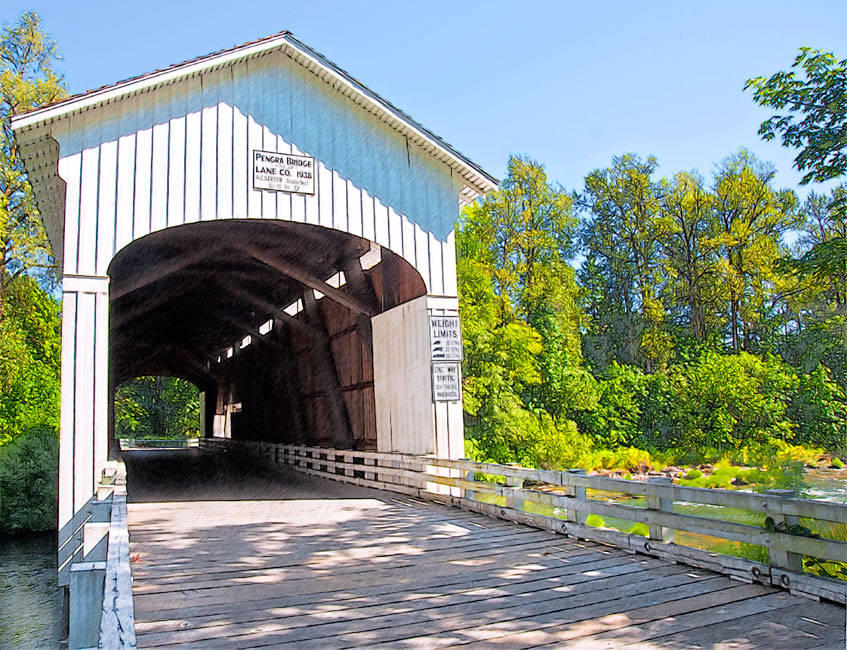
top-left (11, 31), bottom-right (498, 583)
top-left (108, 219), bottom-right (428, 450)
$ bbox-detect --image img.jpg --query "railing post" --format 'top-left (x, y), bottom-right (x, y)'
top-left (459, 458), bottom-right (475, 501)
top-left (764, 489), bottom-right (803, 573)
top-left (647, 476), bottom-right (673, 542)
top-left (504, 463), bottom-right (524, 512)
top-left (565, 469), bottom-right (587, 527)
top-left (68, 561), bottom-right (107, 649)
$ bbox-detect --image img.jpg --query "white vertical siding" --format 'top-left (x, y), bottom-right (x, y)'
top-left (93, 290), bottom-right (109, 478)
top-left (261, 126), bottom-right (276, 219)
top-left (133, 125), bottom-right (152, 239)
top-left (96, 140), bottom-right (117, 275)
top-left (115, 132), bottom-right (136, 253)
top-left (200, 84), bottom-right (217, 220)
top-left (77, 146), bottom-right (99, 275)
top-left (387, 207), bottom-right (402, 257)
top-left (217, 101), bottom-right (234, 219)
top-left (54, 62), bottom-right (458, 287)
top-left (58, 152), bottom-right (81, 274)
top-left (373, 296), bottom-right (433, 454)
top-left (428, 233), bottom-right (444, 296)
top-left (184, 76), bottom-right (202, 224)
top-left (232, 62), bottom-right (249, 220)
top-left (318, 163), bottom-right (333, 228)
top-left (50, 46), bottom-right (468, 533)
top-left (346, 180), bottom-right (362, 237)
top-left (415, 225), bottom-right (430, 291)
top-left (442, 231), bottom-right (458, 297)
top-left (276, 134), bottom-right (292, 221)
top-left (332, 171), bottom-right (347, 232)
top-left (150, 91), bottom-right (170, 233)
top-left (58, 292), bottom-right (77, 529)
top-left (72, 291), bottom-right (95, 514)
top-left (167, 115), bottom-right (186, 228)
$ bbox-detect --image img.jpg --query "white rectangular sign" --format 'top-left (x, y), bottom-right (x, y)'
top-left (253, 150), bottom-right (315, 194)
top-left (432, 362), bottom-right (461, 402)
top-left (430, 315), bottom-right (462, 361)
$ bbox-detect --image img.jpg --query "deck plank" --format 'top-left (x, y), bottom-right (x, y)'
top-left (126, 449), bottom-right (846, 649)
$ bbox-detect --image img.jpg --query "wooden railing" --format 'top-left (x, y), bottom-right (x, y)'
top-left (119, 437), bottom-right (199, 449)
top-left (199, 438), bottom-right (847, 605)
top-left (67, 461), bottom-right (137, 650)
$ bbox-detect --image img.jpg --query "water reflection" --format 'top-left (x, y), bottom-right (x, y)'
top-left (0, 533), bottom-right (62, 649)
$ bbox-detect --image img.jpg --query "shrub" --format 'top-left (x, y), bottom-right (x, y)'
top-left (672, 352), bottom-right (797, 451)
top-left (788, 366), bottom-right (847, 456)
top-left (0, 425), bottom-right (58, 534)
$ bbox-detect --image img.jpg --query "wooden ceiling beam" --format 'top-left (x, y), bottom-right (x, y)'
top-left (239, 246), bottom-right (376, 316)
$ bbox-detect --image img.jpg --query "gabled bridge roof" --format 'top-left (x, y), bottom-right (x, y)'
top-left (12, 31), bottom-right (498, 205)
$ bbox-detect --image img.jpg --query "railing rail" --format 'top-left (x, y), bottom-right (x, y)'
top-left (67, 460), bottom-right (137, 650)
top-left (97, 462), bottom-right (137, 649)
top-left (199, 438), bottom-right (847, 605)
top-left (118, 437), bottom-right (199, 449)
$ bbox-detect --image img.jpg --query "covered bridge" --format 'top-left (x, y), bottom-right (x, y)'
top-left (11, 31), bottom-right (497, 581)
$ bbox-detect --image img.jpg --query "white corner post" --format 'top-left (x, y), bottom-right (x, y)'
top-left (58, 274), bottom-right (110, 584)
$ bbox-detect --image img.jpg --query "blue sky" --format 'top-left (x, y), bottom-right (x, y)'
top-left (5, 1), bottom-right (846, 197)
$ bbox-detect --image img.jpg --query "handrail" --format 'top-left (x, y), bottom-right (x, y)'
top-left (98, 460), bottom-right (137, 649)
top-left (67, 460), bottom-right (137, 650)
top-left (118, 438), bottom-right (199, 449)
top-left (198, 438), bottom-right (847, 605)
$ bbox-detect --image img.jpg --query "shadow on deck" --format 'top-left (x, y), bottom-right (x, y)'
top-left (124, 449), bottom-right (846, 649)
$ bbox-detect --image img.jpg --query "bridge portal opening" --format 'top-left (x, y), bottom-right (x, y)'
top-left (114, 376), bottom-right (201, 446)
top-left (107, 220), bottom-right (427, 451)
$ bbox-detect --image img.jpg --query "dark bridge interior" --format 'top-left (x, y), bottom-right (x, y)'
top-left (107, 220), bottom-right (426, 449)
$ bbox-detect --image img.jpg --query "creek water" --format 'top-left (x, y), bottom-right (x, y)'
top-left (0, 533), bottom-right (63, 649)
top-left (806, 467), bottom-right (847, 503)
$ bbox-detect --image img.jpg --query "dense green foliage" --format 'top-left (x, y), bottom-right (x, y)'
top-left (0, 12), bottom-right (65, 308)
top-left (115, 376), bottom-right (201, 440)
top-left (0, 276), bottom-right (60, 446)
top-left (459, 153), bottom-right (847, 470)
top-left (0, 425), bottom-right (58, 534)
top-left (0, 277), bottom-right (61, 534)
top-left (746, 48), bottom-right (847, 186)
top-left (0, 13), bottom-right (64, 535)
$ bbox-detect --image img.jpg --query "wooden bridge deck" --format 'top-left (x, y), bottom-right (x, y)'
top-left (124, 449), bottom-right (846, 649)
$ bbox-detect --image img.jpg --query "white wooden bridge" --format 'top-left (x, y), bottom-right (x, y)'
top-left (10, 31), bottom-right (847, 648)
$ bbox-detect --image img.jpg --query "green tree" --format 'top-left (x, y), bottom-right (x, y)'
top-left (458, 156), bottom-right (592, 466)
top-left (673, 351), bottom-right (797, 451)
top-left (0, 424), bottom-right (58, 533)
top-left (115, 376), bottom-right (201, 440)
top-left (657, 171), bottom-right (720, 343)
top-left (783, 187), bottom-right (847, 309)
top-left (747, 49), bottom-right (847, 312)
top-left (0, 274), bottom-right (60, 446)
top-left (580, 155), bottom-right (671, 371)
top-left (746, 48), bottom-right (847, 185)
top-left (711, 150), bottom-right (799, 352)
top-left (788, 365), bottom-right (847, 455)
top-left (461, 156), bottom-right (578, 322)
top-left (0, 12), bottom-right (66, 315)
